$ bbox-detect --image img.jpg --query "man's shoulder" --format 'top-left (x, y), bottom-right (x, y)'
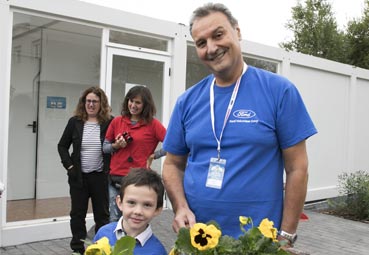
top-left (247, 65), bottom-right (291, 83)
top-left (178, 75), bottom-right (213, 102)
top-left (188, 75), bottom-right (213, 91)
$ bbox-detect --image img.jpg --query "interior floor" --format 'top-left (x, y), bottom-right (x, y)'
top-left (6, 197), bottom-right (92, 222)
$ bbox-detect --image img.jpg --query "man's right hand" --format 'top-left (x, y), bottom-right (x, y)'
top-left (172, 207), bottom-right (196, 233)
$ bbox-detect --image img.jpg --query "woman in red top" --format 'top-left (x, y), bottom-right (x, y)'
top-left (103, 85), bottom-right (166, 221)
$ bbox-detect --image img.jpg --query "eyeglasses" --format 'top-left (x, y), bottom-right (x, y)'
top-left (85, 99), bottom-right (100, 105)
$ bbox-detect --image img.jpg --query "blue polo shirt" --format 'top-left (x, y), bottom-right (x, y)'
top-left (163, 66), bottom-right (317, 237)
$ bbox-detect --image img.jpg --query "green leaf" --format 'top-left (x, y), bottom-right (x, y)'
top-left (112, 236), bottom-right (136, 255)
top-left (175, 227), bottom-right (197, 254)
top-left (216, 235), bottom-right (242, 254)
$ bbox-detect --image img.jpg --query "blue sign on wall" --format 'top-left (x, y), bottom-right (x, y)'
top-left (47, 96), bottom-right (66, 109)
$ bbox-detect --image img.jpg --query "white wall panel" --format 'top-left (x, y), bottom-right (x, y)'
top-left (290, 65), bottom-right (351, 200)
top-left (353, 78), bottom-right (369, 171)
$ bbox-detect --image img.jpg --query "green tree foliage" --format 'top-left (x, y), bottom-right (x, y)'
top-left (280, 0), bottom-right (347, 63)
top-left (345, 1), bottom-right (369, 69)
top-left (281, 0), bottom-right (369, 70)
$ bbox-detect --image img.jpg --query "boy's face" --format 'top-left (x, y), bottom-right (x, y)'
top-left (117, 184), bottom-right (162, 236)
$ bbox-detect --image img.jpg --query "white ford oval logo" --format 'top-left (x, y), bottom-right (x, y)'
top-left (233, 110), bottom-right (256, 119)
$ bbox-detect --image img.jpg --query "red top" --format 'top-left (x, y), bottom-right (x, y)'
top-left (106, 115), bottom-right (166, 176)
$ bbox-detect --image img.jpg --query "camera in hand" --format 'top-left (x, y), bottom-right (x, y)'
top-left (123, 131), bottom-right (133, 143)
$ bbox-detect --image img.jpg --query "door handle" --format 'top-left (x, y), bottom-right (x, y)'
top-left (27, 121), bottom-right (37, 133)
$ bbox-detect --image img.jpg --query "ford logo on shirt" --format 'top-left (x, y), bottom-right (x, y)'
top-left (233, 109), bottom-right (256, 119)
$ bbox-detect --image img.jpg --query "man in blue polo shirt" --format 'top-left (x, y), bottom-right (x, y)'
top-left (162, 2), bottom-right (317, 248)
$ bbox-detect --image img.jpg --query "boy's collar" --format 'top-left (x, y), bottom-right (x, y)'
top-left (114, 216), bottom-right (153, 246)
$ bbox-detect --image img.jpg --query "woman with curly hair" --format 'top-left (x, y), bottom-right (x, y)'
top-left (58, 86), bottom-right (113, 254)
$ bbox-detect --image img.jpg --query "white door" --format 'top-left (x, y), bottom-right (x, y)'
top-left (7, 37), bottom-right (40, 200)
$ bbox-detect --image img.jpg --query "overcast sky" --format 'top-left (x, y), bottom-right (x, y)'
top-left (81, 0), bottom-right (365, 47)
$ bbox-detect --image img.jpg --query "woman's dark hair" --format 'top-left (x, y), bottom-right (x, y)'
top-left (189, 3), bottom-right (238, 35)
top-left (119, 168), bottom-right (164, 209)
top-left (74, 86), bottom-right (111, 123)
top-left (121, 86), bottom-right (156, 124)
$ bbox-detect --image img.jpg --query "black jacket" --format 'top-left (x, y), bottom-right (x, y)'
top-left (57, 116), bottom-right (113, 187)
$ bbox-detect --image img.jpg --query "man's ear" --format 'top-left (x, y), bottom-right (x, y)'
top-left (235, 25), bottom-right (242, 41)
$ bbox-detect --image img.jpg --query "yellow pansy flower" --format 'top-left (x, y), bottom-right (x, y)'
top-left (85, 237), bottom-right (111, 255)
top-left (190, 223), bottom-right (222, 251)
top-left (258, 218), bottom-right (278, 241)
top-left (239, 216), bottom-right (251, 226)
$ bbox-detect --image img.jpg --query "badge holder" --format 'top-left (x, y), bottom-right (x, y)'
top-left (206, 157), bottom-right (226, 189)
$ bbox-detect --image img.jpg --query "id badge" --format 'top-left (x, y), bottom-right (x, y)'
top-left (206, 157), bottom-right (226, 189)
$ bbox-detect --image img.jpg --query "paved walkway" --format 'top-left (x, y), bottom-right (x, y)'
top-left (1, 208), bottom-right (369, 255)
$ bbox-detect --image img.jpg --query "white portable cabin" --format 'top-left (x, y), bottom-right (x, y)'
top-left (1, 0), bottom-right (369, 247)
